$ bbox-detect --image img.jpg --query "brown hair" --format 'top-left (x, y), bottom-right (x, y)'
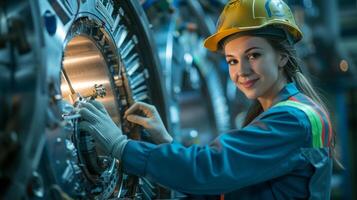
top-left (242, 37), bottom-right (330, 126)
top-left (237, 36), bottom-right (340, 165)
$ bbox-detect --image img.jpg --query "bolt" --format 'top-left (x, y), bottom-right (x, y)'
top-left (27, 171), bottom-right (44, 198)
top-left (53, 94), bottom-right (62, 101)
top-left (9, 131), bottom-right (18, 144)
top-left (174, 86), bottom-right (181, 94)
top-left (115, 78), bottom-right (123, 87)
top-left (121, 99), bottom-right (127, 106)
top-left (43, 10), bottom-right (57, 36)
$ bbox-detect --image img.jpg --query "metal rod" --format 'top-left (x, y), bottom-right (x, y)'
top-left (61, 69), bottom-right (76, 95)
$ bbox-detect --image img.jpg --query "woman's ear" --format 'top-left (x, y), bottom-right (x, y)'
top-left (278, 54), bottom-right (288, 68)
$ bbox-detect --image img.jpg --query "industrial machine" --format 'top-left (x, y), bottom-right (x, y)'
top-left (1, 0), bottom-right (171, 199)
top-left (143, 0), bottom-right (231, 145)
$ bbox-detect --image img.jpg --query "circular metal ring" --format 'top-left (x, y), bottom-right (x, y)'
top-left (0, 1), bottom-right (47, 199)
top-left (24, 0), bottom-right (171, 199)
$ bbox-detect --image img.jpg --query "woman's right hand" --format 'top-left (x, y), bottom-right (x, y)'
top-left (124, 102), bottom-right (173, 144)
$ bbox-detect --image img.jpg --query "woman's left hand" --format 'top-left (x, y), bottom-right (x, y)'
top-left (124, 102), bottom-right (173, 144)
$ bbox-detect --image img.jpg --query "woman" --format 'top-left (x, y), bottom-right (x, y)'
top-left (79, 0), bottom-right (333, 199)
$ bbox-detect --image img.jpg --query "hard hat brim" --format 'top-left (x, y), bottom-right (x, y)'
top-left (204, 22), bottom-right (303, 52)
top-left (204, 28), bottom-right (240, 52)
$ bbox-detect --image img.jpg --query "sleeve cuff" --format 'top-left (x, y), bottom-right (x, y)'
top-left (121, 140), bottom-right (157, 176)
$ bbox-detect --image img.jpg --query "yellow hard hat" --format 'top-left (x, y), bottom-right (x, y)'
top-left (204, 0), bottom-right (303, 51)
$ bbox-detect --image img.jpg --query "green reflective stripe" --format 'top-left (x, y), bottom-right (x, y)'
top-left (273, 100), bottom-right (323, 148)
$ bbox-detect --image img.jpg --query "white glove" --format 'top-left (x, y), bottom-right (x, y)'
top-left (124, 102), bottom-right (173, 144)
top-left (78, 100), bottom-right (129, 159)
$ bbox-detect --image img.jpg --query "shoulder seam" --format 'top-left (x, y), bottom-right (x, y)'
top-left (268, 104), bottom-right (312, 145)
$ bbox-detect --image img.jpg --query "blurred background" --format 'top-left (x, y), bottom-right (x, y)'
top-left (142, 0), bottom-right (357, 199)
top-left (286, 0), bottom-right (357, 199)
top-left (0, 0), bottom-right (356, 199)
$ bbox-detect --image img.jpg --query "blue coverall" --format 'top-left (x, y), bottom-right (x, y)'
top-left (122, 82), bottom-right (333, 199)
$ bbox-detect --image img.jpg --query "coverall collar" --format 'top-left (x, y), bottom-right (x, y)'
top-left (271, 82), bottom-right (299, 106)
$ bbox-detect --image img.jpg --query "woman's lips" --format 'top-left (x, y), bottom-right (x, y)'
top-left (240, 79), bottom-right (259, 89)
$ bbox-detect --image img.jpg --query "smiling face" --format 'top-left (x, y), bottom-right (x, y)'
top-left (224, 36), bottom-right (288, 102)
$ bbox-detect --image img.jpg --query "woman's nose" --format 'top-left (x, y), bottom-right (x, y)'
top-left (230, 59), bottom-right (251, 82)
top-left (236, 59), bottom-right (252, 77)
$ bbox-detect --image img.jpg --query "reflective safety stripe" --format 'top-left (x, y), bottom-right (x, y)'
top-left (273, 100), bottom-right (323, 148)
